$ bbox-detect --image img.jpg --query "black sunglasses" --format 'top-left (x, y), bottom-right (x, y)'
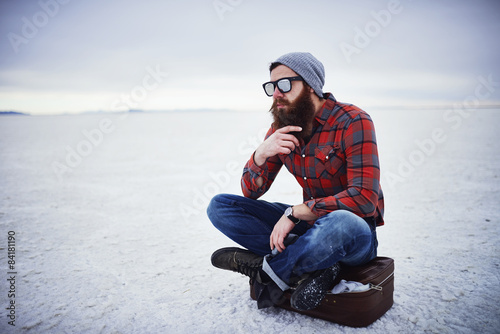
top-left (262, 76), bottom-right (303, 97)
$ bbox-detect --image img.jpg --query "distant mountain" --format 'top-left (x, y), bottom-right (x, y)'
top-left (0, 111), bottom-right (29, 116)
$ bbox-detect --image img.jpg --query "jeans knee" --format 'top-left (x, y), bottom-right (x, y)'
top-left (207, 194), bottom-right (223, 219)
top-left (318, 210), bottom-right (371, 239)
top-left (207, 193), bottom-right (237, 230)
top-left (328, 210), bottom-right (356, 222)
top-left (207, 194), bottom-right (220, 212)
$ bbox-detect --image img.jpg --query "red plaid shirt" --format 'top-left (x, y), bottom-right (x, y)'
top-left (241, 94), bottom-right (384, 226)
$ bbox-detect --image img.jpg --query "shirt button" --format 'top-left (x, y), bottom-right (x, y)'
top-left (325, 156), bottom-right (329, 160)
top-left (302, 154), bottom-right (306, 158)
top-left (303, 176), bottom-right (307, 180)
top-left (311, 197), bottom-right (314, 200)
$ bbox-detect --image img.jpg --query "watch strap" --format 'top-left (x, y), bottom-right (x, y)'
top-left (286, 206), bottom-right (301, 224)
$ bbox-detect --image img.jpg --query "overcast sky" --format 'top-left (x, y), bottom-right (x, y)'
top-left (1, 0), bottom-right (499, 114)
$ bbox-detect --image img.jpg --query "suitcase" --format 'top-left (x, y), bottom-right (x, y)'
top-left (250, 256), bottom-right (394, 327)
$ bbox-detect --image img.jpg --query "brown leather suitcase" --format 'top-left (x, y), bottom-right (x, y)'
top-left (250, 257), bottom-right (394, 327)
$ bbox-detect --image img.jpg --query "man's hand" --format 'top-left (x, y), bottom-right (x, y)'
top-left (254, 126), bottom-right (302, 166)
top-left (269, 204), bottom-right (319, 253)
top-left (270, 215), bottom-right (296, 253)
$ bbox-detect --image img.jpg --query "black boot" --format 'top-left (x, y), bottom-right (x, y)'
top-left (211, 247), bottom-right (263, 280)
top-left (211, 247), bottom-right (285, 309)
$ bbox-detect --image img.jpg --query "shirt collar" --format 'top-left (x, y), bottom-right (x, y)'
top-left (314, 93), bottom-right (336, 125)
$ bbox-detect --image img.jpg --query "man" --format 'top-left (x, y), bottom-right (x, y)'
top-left (207, 52), bottom-right (384, 311)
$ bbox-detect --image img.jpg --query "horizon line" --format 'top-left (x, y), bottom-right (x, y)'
top-left (2, 103), bottom-right (500, 116)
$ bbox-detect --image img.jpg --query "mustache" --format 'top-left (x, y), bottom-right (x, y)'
top-left (270, 98), bottom-right (290, 111)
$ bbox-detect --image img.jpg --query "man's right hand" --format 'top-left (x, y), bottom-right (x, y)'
top-left (254, 126), bottom-right (302, 166)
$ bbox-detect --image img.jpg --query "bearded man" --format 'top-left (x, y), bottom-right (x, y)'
top-left (207, 52), bottom-right (384, 311)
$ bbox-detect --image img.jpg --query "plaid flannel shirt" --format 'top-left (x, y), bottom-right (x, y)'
top-left (241, 94), bottom-right (384, 226)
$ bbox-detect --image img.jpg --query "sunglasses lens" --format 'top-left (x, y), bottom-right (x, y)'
top-left (263, 77), bottom-right (298, 96)
top-left (277, 79), bottom-right (291, 93)
top-left (264, 82), bottom-right (275, 96)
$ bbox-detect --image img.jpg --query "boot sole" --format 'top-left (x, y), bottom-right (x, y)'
top-left (290, 265), bottom-right (339, 311)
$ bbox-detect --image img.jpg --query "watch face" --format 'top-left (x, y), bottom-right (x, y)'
top-left (285, 207), bottom-right (293, 216)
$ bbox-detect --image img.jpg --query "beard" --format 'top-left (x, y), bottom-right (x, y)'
top-left (270, 86), bottom-right (316, 141)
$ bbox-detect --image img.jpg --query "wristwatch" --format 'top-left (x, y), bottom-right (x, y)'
top-left (284, 206), bottom-right (301, 224)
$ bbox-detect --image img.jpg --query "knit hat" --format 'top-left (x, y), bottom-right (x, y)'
top-left (271, 52), bottom-right (325, 98)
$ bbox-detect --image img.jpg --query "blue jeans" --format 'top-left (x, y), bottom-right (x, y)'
top-left (207, 193), bottom-right (378, 290)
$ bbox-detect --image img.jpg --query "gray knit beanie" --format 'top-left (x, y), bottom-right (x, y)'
top-left (272, 52), bottom-right (325, 98)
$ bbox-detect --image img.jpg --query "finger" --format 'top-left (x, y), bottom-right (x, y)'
top-left (273, 241), bottom-right (282, 253)
top-left (277, 238), bottom-right (286, 253)
top-left (278, 125), bottom-right (302, 134)
top-left (280, 134), bottom-right (300, 148)
top-left (277, 140), bottom-right (296, 154)
top-left (271, 232), bottom-right (284, 252)
top-left (277, 148), bottom-right (291, 156)
top-left (270, 231), bottom-right (277, 250)
top-left (273, 230), bottom-right (285, 253)
top-left (274, 133), bottom-right (298, 147)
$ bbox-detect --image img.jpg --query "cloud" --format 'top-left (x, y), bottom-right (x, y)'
top-left (1, 0), bottom-right (499, 114)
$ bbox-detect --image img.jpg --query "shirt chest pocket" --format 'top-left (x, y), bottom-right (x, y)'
top-left (314, 145), bottom-right (344, 178)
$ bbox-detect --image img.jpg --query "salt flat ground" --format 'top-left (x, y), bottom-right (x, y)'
top-left (0, 108), bottom-right (499, 333)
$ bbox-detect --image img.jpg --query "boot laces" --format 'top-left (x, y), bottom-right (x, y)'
top-left (235, 259), bottom-right (260, 279)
